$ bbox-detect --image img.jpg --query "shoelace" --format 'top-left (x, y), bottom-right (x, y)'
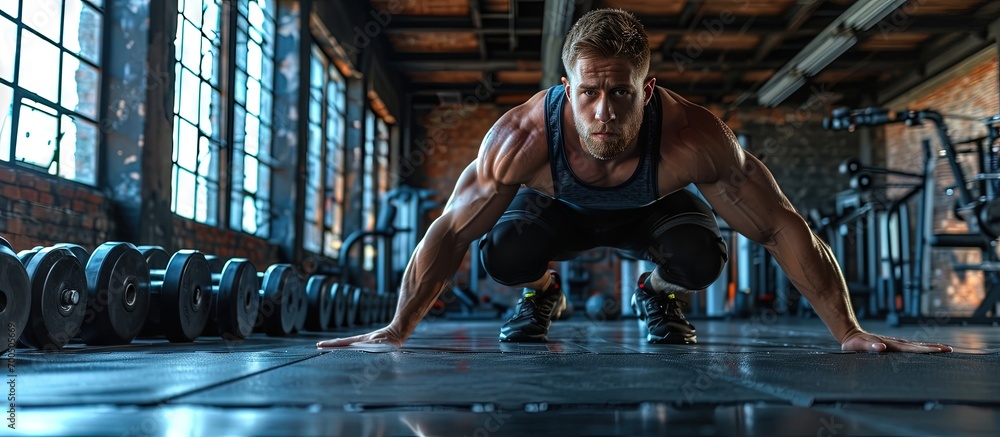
top-left (515, 296), bottom-right (540, 318)
top-left (645, 291), bottom-right (688, 319)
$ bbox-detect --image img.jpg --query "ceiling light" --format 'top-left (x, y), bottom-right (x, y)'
top-left (795, 31), bottom-right (858, 77)
top-left (757, 72), bottom-right (806, 107)
top-left (842, 0), bottom-right (907, 31)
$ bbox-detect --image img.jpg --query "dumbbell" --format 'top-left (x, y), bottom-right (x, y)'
top-left (334, 283), bottom-right (354, 329)
top-left (304, 275), bottom-right (336, 332)
top-left (0, 236), bottom-right (31, 348)
top-left (353, 287), bottom-right (375, 326)
top-left (293, 276), bottom-right (309, 334)
top-left (203, 256), bottom-right (260, 340)
top-left (59, 243), bottom-right (151, 345)
top-left (13, 244), bottom-right (87, 350)
top-left (329, 283), bottom-right (346, 329)
top-left (137, 247), bottom-right (212, 343)
top-left (256, 264), bottom-right (303, 337)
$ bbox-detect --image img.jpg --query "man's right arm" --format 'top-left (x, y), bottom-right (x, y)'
top-left (317, 114), bottom-right (531, 347)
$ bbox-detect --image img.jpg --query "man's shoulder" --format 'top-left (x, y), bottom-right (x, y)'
top-left (480, 90), bottom-right (551, 184)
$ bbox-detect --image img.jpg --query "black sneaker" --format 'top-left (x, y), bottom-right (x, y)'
top-left (630, 272), bottom-right (697, 344)
top-left (499, 270), bottom-right (566, 342)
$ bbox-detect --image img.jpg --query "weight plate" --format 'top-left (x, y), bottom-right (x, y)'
top-left (137, 246), bottom-right (170, 271)
top-left (53, 243), bottom-right (90, 265)
top-left (17, 248), bottom-right (39, 265)
top-left (159, 250), bottom-right (212, 343)
top-left (329, 283), bottom-right (345, 329)
top-left (293, 274), bottom-right (308, 333)
top-left (0, 243), bottom-right (30, 349)
top-left (79, 242), bottom-right (151, 345)
top-left (204, 255), bottom-right (227, 275)
top-left (0, 236), bottom-right (12, 251)
top-left (212, 259), bottom-right (259, 340)
top-left (20, 247), bottom-right (87, 350)
top-left (304, 275), bottom-right (335, 332)
top-left (259, 264), bottom-right (300, 337)
top-left (353, 287), bottom-right (371, 326)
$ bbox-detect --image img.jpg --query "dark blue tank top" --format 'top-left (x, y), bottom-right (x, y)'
top-left (544, 84), bottom-right (662, 210)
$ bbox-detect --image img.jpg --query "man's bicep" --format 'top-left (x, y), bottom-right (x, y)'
top-left (697, 151), bottom-right (800, 246)
top-left (439, 160), bottom-right (518, 245)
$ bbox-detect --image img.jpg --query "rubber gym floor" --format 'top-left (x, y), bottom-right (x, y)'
top-left (5, 317), bottom-right (999, 436)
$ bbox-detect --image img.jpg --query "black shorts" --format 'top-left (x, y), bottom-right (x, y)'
top-left (479, 188), bottom-right (728, 290)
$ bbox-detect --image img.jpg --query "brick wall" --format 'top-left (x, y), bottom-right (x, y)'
top-left (884, 53), bottom-right (1000, 315)
top-left (0, 166), bottom-right (116, 253)
top-left (172, 217), bottom-right (280, 274)
top-left (732, 108), bottom-right (868, 215)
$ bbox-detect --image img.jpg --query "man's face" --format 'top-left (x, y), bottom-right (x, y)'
top-left (562, 55), bottom-right (653, 161)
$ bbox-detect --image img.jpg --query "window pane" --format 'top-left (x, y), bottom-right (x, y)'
top-left (181, 19), bottom-right (201, 73)
top-left (198, 82), bottom-right (214, 134)
top-left (179, 68), bottom-right (199, 121)
top-left (58, 115), bottom-right (97, 185)
top-left (247, 40), bottom-right (261, 78)
top-left (200, 35), bottom-right (216, 82)
top-left (260, 47), bottom-right (273, 88)
top-left (63, 0), bottom-right (102, 64)
top-left (244, 113), bottom-right (258, 155)
top-left (202, 0), bottom-right (219, 41)
top-left (0, 83), bottom-right (11, 161)
top-left (234, 69), bottom-right (246, 105)
top-left (183, 0), bottom-right (201, 28)
top-left (242, 195), bottom-right (257, 235)
top-left (235, 29), bottom-right (247, 71)
top-left (245, 77), bottom-right (259, 114)
top-left (257, 161), bottom-right (270, 198)
top-left (18, 31), bottom-right (60, 102)
top-left (0, 0), bottom-right (19, 19)
top-left (259, 89), bottom-right (271, 125)
top-left (232, 104), bottom-right (245, 151)
top-left (23, 0), bottom-right (62, 43)
top-left (177, 133), bottom-right (200, 172)
top-left (0, 16), bottom-right (16, 81)
top-left (61, 53), bottom-right (100, 119)
top-left (173, 167), bottom-right (193, 219)
top-left (243, 154), bottom-right (257, 194)
top-left (257, 120), bottom-right (270, 157)
top-left (303, 221), bottom-right (320, 254)
top-left (197, 136), bottom-right (213, 177)
top-left (15, 100), bottom-right (58, 169)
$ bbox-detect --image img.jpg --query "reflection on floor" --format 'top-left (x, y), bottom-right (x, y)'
top-left (7, 318), bottom-right (1000, 436)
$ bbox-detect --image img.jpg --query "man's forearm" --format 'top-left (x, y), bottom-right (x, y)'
top-left (768, 221), bottom-right (863, 343)
top-left (388, 221), bottom-right (469, 340)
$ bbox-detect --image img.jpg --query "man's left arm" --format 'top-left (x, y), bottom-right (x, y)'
top-left (691, 110), bottom-right (951, 353)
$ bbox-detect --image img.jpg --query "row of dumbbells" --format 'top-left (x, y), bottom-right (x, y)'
top-left (0, 236), bottom-right (398, 350)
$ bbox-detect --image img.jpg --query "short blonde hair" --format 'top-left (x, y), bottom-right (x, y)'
top-left (561, 9), bottom-right (650, 81)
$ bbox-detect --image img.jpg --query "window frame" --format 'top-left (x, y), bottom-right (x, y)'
top-left (0, 0), bottom-right (106, 187)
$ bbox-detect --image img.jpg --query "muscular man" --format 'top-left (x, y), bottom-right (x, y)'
top-left (319, 9), bottom-right (951, 352)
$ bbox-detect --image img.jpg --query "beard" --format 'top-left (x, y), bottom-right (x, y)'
top-left (574, 103), bottom-right (644, 161)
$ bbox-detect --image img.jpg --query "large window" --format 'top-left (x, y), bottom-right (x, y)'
top-left (0, 0), bottom-right (103, 185)
top-left (171, 0), bottom-right (222, 224)
top-left (305, 44), bottom-right (346, 258)
top-left (230, 0), bottom-right (276, 237)
top-left (362, 109), bottom-right (391, 270)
